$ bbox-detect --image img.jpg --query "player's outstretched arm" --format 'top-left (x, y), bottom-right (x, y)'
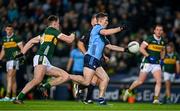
top-left (105, 44), bottom-right (125, 52)
top-left (58, 33), bottom-right (75, 44)
top-left (21, 36), bottom-right (40, 54)
top-left (77, 41), bottom-right (86, 54)
top-left (100, 25), bottom-right (127, 36)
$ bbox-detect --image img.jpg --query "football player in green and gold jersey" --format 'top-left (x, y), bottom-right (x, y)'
top-left (123, 24), bottom-right (165, 104)
top-left (13, 15), bottom-right (75, 104)
top-left (0, 24), bottom-right (23, 101)
top-left (162, 42), bottom-right (180, 103)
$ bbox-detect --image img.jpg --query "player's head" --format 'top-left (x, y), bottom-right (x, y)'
top-left (166, 42), bottom-right (174, 53)
top-left (5, 24), bottom-right (14, 36)
top-left (96, 12), bottom-right (108, 28)
top-left (48, 15), bottom-right (59, 30)
top-left (91, 14), bottom-right (97, 26)
top-left (153, 24), bottom-right (163, 38)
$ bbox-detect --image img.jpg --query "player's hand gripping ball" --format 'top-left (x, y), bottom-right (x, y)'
top-left (128, 41), bottom-right (140, 53)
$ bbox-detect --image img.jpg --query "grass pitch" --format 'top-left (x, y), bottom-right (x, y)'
top-left (0, 100), bottom-right (180, 111)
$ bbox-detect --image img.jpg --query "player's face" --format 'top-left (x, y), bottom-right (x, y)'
top-left (5, 27), bottom-right (13, 36)
top-left (166, 45), bottom-right (173, 53)
top-left (54, 20), bottom-right (60, 30)
top-left (101, 17), bottom-right (108, 28)
top-left (91, 17), bottom-right (97, 26)
top-left (154, 26), bottom-right (163, 38)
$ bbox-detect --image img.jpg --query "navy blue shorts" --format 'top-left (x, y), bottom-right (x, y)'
top-left (84, 54), bottom-right (101, 70)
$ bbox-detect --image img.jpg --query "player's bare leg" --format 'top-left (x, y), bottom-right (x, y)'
top-left (123, 71), bottom-right (147, 101)
top-left (91, 75), bottom-right (99, 85)
top-left (0, 70), bottom-right (16, 101)
top-left (14, 65), bottom-right (46, 104)
top-left (93, 67), bottom-right (109, 105)
top-left (70, 67), bottom-right (94, 86)
top-left (152, 70), bottom-right (162, 104)
top-left (165, 80), bottom-right (171, 103)
top-left (12, 73), bottom-right (17, 99)
top-left (95, 67), bottom-right (109, 98)
top-left (7, 70), bottom-right (16, 97)
top-left (83, 75), bottom-right (99, 104)
top-left (45, 67), bottom-right (70, 86)
top-left (38, 67), bottom-right (70, 97)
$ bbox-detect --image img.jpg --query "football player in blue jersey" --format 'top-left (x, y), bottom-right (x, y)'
top-left (70, 12), bottom-right (127, 105)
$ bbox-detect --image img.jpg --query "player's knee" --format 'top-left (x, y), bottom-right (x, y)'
top-left (7, 73), bottom-right (13, 78)
top-left (103, 76), bottom-right (109, 83)
top-left (105, 77), bottom-right (110, 83)
top-left (84, 81), bottom-right (90, 86)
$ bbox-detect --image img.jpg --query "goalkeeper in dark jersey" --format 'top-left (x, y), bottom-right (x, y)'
top-left (13, 15), bottom-right (75, 104)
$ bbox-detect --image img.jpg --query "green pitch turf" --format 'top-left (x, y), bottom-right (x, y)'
top-left (0, 100), bottom-right (180, 111)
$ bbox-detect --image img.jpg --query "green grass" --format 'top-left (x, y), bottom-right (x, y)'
top-left (0, 100), bottom-right (180, 111)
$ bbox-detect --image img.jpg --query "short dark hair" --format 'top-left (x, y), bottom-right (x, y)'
top-left (47, 15), bottom-right (59, 24)
top-left (96, 12), bottom-right (108, 20)
top-left (154, 24), bottom-right (163, 30)
top-left (6, 24), bottom-right (13, 28)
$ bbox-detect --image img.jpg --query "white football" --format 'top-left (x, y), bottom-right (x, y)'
top-left (128, 41), bottom-right (140, 53)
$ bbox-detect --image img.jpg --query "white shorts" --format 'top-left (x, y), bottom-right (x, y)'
top-left (33, 55), bottom-right (53, 71)
top-left (6, 60), bottom-right (19, 71)
top-left (163, 72), bottom-right (175, 82)
top-left (140, 63), bottom-right (161, 74)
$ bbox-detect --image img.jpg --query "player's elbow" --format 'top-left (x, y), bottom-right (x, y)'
top-left (100, 29), bottom-right (110, 36)
top-left (67, 37), bottom-right (75, 44)
top-left (139, 47), bottom-right (145, 53)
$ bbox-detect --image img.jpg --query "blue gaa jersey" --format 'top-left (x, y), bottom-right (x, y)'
top-left (87, 24), bottom-right (110, 60)
top-left (71, 48), bottom-right (84, 72)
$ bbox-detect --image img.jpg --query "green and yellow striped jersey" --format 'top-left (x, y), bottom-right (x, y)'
top-left (163, 52), bottom-right (179, 73)
top-left (36, 27), bottom-right (61, 61)
top-left (141, 35), bottom-right (165, 64)
top-left (2, 34), bottom-right (21, 60)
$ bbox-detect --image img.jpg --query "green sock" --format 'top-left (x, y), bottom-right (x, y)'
top-left (128, 89), bottom-right (132, 93)
top-left (166, 96), bottom-right (170, 99)
top-left (6, 92), bottom-right (11, 97)
top-left (17, 92), bottom-right (25, 100)
top-left (154, 96), bottom-right (158, 100)
top-left (12, 93), bottom-right (16, 97)
top-left (43, 83), bottom-right (51, 89)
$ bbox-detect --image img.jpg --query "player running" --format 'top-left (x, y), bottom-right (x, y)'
top-left (70, 12), bottom-right (127, 105)
top-left (77, 14), bottom-right (110, 104)
top-left (0, 24), bottom-right (23, 101)
top-left (13, 15), bottom-right (75, 104)
top-left (123, 24), bottom-right (166, 104)
top-left (162, 42), bottom-right (180, 103)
